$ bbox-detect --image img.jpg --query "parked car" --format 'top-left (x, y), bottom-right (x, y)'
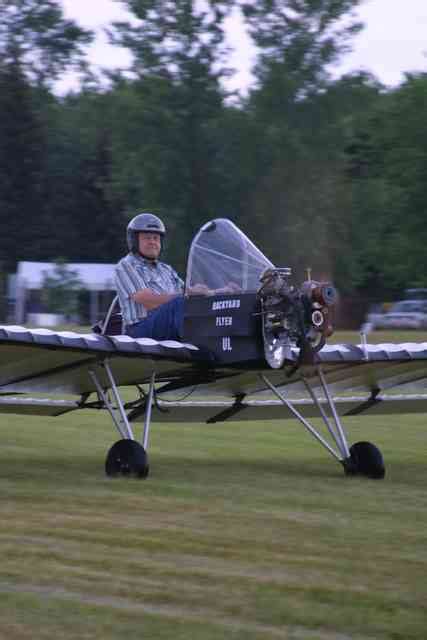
top-left (365, 302), bottom-right (391, 327)
top-left (369, 300), bottom-right (427, 330)
top-left (404, 288), bottom-right (427, 300)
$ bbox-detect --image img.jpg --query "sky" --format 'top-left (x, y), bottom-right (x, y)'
top-left (58, 0), bottom-right (427, 94)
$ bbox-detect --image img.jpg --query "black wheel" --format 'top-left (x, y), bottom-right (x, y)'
top-left (348, 441), bottom-right (385, 479)
top-left (105, 439), bottom-right (150, 478)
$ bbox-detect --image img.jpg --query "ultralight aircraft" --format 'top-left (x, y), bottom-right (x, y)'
top-left (2, 219), bottom-right (427, 480)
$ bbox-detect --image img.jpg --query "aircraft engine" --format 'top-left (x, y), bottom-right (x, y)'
top-left (257, 268), bottom-right (337, 368)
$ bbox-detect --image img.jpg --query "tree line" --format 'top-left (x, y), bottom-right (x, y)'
top-left (1, 0), bottom-right (426, 320)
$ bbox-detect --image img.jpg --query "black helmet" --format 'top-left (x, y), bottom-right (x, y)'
top-left (127, 213), bottom-right (166, 253)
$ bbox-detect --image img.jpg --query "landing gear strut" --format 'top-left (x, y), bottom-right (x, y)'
top-left (261, 368), bottom-right (385, 479)
top-left (89, 363), bottom-right (156, 479)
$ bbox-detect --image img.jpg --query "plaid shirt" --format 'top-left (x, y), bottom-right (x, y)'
top-left (115, 253), bottom-right (184, 326)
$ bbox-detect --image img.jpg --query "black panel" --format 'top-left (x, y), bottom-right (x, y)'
top-left (183, 293), bottom-right (264, 364)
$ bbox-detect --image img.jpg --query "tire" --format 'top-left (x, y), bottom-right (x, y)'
top-left (349, 441), bottom-right (385, 479)
top-left (105, 439), bottom-right (149, 478)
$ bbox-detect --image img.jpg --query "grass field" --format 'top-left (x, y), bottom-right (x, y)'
top-left (1, 330), bottom-right (427, 639)
top-left (329, 329), bottom-right (427, 344)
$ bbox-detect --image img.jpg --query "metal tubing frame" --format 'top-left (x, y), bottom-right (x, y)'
top-left (316, 367), bottom-right (351, 459)
top-left (89, 361), bottom-right (134, 441)
top-left (101, 295), bottom-right (119, 335)
top-left (301, 374), bottom-right (349, 460)
top-left (142, 372), bottom-right (156, 450)
top-left (261, 374), bottom-right (341, 461)
top-left (89, 360), bottom-right (157, 452)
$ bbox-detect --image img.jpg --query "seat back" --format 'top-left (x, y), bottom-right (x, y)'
top-left (92, 295), bottom-right (123, 335)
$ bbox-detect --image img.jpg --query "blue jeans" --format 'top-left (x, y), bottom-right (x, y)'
top-left (126, 296), bottom-right (184, 341)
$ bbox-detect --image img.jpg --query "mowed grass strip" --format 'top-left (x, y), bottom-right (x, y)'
top-left (1, 404), bottom-right (426, 639)
top-left (330, 329), bottom-right (427, 344)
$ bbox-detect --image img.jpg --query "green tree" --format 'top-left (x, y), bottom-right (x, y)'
top-left (243, 0), bottom-right (363, 105)
top-left (0, 0), bottom-right (92, 86)
top-left (0, 1), bottom-right (94, 274)
top-left (346, 73), bottom-right (427, 296)
top-left (109, 0), bottom-right (231, 81)
top-left (108, 0), bottom-right (234, 269)
top-left (40, 88), bottom-right (126, 263)
top-left (0, 58), bottom-right (45, 271)
top-left (235, 1), bottom-right (371, 285)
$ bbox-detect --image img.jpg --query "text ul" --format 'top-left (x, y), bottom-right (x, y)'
top-left (222, 337), bottom-right (232, 352)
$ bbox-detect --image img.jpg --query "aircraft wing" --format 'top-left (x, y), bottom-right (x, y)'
top-left (1, 325), bottom-right (427, 421)
top-left (161, 341), bottom-right (427, 399)
top-left (148, 341), bottom-right (427, 422)
top-left (0, 325), bottom-right (208, 396)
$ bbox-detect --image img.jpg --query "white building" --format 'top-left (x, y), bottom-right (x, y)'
top-left (9, 261), bottom-right (117, 326)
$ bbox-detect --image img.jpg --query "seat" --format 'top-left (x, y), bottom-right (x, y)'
top-left (92, 295), bottom-right (123, 336)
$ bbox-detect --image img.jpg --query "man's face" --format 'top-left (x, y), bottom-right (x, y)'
top-left (138, 231), bottom-right (161, 260)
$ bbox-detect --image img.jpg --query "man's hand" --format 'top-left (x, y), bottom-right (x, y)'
top-left (188, 282), bottom-right (241, 296)
top-left (224, 281), bottom-right (241, 293)
top-left (188, 283), bottom-right (212, 296)
top-left (212, 282), bottom-right (241, 294)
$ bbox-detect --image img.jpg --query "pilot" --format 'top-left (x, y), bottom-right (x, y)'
top-left (115, 213), bottom-right (185, 340)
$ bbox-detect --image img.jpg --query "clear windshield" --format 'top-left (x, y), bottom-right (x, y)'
top-left (186, 218), bottom-right (274, 295)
